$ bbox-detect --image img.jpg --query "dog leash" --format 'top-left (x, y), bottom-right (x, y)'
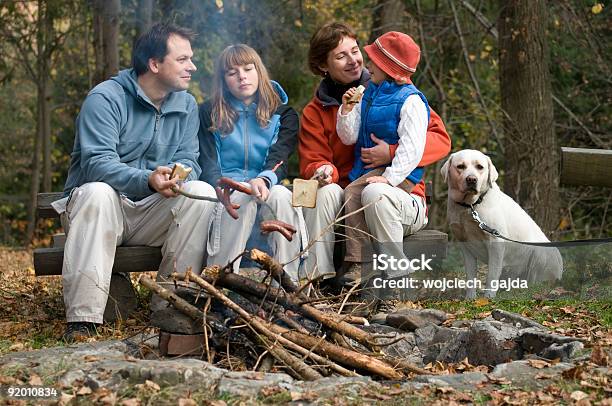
top-left (468, 206), bottom-right (612, 247)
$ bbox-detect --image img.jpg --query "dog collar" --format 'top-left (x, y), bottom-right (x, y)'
top-left (454, 190), bottom-right (488, 209)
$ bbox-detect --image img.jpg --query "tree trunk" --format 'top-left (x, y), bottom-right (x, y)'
top-left (102, 0), bottom-right (120, 79)
top-left (26, 100), bottom-right (43, 244)
top-left (135, 0), bottom-right (154, 42)
top-left (92, 0), bottom-right (120, 84)
top-left (92, 0), bottom-right (105, 85)
top-left (498, 0), bottom-right (559, 234)
top-left (369, 0), bottom-right (406, 43)
top-left (40, 1), bottom-right (53, 193)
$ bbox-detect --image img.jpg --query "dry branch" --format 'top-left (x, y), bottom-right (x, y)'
top-left (175, 271), bottom-right (357, 378)
top-left (266, 323), bottom-right (403, 380)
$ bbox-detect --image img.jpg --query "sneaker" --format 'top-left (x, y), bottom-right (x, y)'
top-left (63, 322), bottom-right (98, 343)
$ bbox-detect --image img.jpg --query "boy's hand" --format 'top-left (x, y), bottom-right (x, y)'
top-left (341, 87), bottom-right (360, 113)
top-left (366, 176), bottom-right (390, 185)
top-left (361, 133), bottom-right (392, 168)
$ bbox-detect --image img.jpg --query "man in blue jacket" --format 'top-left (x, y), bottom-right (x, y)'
top-left (54, 23), bottom-right (216, 341)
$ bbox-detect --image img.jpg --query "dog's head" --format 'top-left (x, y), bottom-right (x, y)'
top-left (441, 149), bottom-right (498, 205)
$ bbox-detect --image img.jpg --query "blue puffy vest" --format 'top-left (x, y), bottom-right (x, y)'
top-left (349, 81), bottom-right (430, 184)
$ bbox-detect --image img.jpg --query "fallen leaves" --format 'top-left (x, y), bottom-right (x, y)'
top-left (590, 345), bottom-right (609, 366)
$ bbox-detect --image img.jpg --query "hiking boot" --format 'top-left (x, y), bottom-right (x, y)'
top-left (63, 322), bottom-right (99, 343)
top-left (335, 262), bottom-right (364, 288)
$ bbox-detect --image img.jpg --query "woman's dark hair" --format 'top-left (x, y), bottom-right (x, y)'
top-left (308, 22), bottom-right (358, 77)
top-left (132, 23), bottom-right (196, 75)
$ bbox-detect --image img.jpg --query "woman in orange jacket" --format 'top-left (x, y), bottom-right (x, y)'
top-left (299, 22), bottom-right (451, 285)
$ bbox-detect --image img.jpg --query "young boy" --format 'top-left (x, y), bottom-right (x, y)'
top-left (336, 31), bottom-right (430, 283)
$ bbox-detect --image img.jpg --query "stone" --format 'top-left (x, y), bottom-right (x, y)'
top-left (520, 328), bottom-right (586, 354)
top-left (413, 372), bottom-right (488, 390)
top-left (159, 332), bottom-right (205, 356)
top-left (150, 308), bottom-right (204, 334)
top-left (216, 371), bottom-right (294, 397)
top-left (464, 321), bottom-right (522, 366)
top-left (492, 309), bottom-right (546, 330)
top-left (491, 360), bottom-right (575, 389)
top-left (414, 324), bottom-right (468, 364)
top-left (362, 324), bottom-right (422, 365)
top-left (386, 308), bottom-right (448, 331)
top-left (539, 341), bottom-right (584, 361)
top-left (369, 312), bottom-right (388, 325)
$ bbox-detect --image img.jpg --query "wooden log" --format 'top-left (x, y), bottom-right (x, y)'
top-left (250, 249), bottom-right (298, 293)
top-left (560, 147), bottom-right (612, 188)
top-left (266, 323), bottom-right (403, 380)
top-left (176, 271), bottom-right (356, 378)
top-left (215, 272), bottom-right (377, 349)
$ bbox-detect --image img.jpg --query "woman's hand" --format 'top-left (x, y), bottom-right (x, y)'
top-left (312, 165), bottom-right (334, 186)
top-left (249, 178), bottom-right (270, 201)
top-left (366, 176), bottom-right (389, 185)
top-left (361, 134), bottom-right (392, 169)
top-left (341, 87), bottom-right (360, 113)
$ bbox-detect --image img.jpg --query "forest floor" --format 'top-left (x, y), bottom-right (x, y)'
top-left (0, 247), bottom-right (610, 405)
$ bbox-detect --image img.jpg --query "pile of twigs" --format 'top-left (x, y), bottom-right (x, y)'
top-left (139, 249), bottom-right (427, 381)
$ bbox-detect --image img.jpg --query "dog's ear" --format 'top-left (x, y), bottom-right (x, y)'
top-left (487, 155), bottom-right (499, 186)
top-left (440, 154), bottom-right (453, 182)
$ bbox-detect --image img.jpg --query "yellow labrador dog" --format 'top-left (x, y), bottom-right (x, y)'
top-left (441, 150), bottom-right (563, 298)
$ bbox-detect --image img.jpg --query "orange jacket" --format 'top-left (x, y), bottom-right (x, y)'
top-left (298, 96), bottom-right (451, 199)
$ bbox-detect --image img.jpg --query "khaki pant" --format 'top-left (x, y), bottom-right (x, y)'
top-left (301, 183), bottom-right (344, 281)
top-left (206, 185), bottom-right (302, 282)
top-left (54, 181), bottom-right (216, 324)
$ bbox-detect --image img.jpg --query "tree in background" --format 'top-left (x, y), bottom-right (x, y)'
top-left (92, 0), bottom-right (121, 85)
top-left (498, 0), bottom-right (559, 234)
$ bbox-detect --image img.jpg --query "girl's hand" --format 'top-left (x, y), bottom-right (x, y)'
top-left (249, 178), bottom-right (270, 201)
top-left (366, 176), bottom-right (389, 185)
top-left (341, 87), bottom-right (359, 113)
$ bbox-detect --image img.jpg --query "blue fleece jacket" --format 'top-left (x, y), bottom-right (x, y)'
top-left (198, 81), bottom-right (298, 187)
top-left (63, 69), bottom-right (201, 201)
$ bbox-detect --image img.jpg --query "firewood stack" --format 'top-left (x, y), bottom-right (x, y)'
top-left (139, 249), bottom-right (427, 381)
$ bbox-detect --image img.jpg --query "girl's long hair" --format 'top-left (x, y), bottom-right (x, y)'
top-left (210, 44), bottom-right (281, 134)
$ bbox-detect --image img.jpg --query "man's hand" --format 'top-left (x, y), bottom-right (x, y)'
top-left (312, 165), bottom-right (333, 186)
top-left (361, 134), bottom-right (392, 169)
top-left (366, 175), bottom-right (390, 184)
top-left (249, 178), bottom-right (270, 201)
top-left (149, 166), bottom-right (179, 198)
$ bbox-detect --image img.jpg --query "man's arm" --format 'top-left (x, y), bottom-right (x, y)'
top-left (78, 92), bottom-right (153, 199)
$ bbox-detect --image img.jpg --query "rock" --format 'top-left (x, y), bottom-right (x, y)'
top-left (539, 341), bottom-right (584, 361)
top-left (413, 371), bottom-right (488, 390)
top-left (386, 309), bottom-right (448, 331)
top-left (491, 360), bottom-right (575, 389)
top-left (464, 321), bottom-right (522, 366)
top-left (150, 308), bottom-right (204, 334)
top-left (520, 328), bottom-right (586, 354)
top-left (492, 309), bottom-right (546, 330)
top-left (216, 371), bottom-right (293, 397)
top-left (414, 324), bottom-right (468, 364)
top-left (450, 319), bottom-right (473, 328)
top-left (369, 312), bottom-right (388, 325)
top-left (355, 324), bottom-right (422, 365)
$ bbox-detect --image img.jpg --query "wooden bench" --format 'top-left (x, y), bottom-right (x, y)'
top-left (33, 183), bottom-right (448, 318)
